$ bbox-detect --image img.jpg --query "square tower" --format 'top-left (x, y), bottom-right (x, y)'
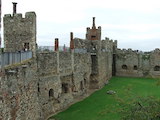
top-left (3, 3), bottom-right (37, 54)
top-left (86, 17), bottom-right (101, 40)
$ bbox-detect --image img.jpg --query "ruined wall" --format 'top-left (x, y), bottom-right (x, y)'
top-left (3, 12), bottom-right (36, 54)
top-left (115, 48), bottom-right (160, 77)
top-left (149, 49), bottom-right (160, 77)
top-left (73, 53), bottom-right (91, 94)
top-left (0, 50), bottom-right (92, 120)
top-left (116, 49), bottom-right (143, 77)
top-left (1, 44), bottom-right (160, 120)
top-left (74, 38), bottom-right (115, 89)
top-left (96, 52), bottom-right (109, 87)
top-left (100, 39), bottom-right (117, 83)
top-left (2, 10), bottom-right (112, 119)
top-left (0, 59), bottom-right (40, 120)
top-left (36, 52), bottom-right (60, 119)
top-left (36, 51), bottom-right (91, 119)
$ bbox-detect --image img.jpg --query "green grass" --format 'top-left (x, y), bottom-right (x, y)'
top-left (49, 77), bottom-right (160, 120)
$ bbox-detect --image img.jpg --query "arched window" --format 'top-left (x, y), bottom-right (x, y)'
top-left (154, 66), bottom-right (160, 71)
top-left (133, 65), bottom-right (138, 70)
top-left (122, 65), bottom-right (127, 70)
top-left (49, 89), bottom-right (54, 97)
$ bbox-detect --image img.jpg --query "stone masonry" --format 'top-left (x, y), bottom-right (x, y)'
top-left (0, 4), bottom-right (160, 120)
top-left (3, 11), bottom-right (37, 56)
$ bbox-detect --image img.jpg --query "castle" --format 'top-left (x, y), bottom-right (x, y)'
top-left (0, 3), bottom-right (160, 120)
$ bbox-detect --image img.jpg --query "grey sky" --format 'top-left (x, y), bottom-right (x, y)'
top-left (2, 0), bottom-right (160, 51)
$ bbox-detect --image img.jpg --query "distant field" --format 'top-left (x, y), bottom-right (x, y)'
top-left (49, 77), bottom-right (160, 120)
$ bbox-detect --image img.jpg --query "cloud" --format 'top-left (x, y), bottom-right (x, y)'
top-left (2, 0), bottom-right (160, 51)
top-left (102, 24), bottom-right (160, 32)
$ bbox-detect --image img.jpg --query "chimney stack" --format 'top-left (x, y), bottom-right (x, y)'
top-left (55, 38), bottom-right (59, 51)
top-left (12, 2), bottom-right (17, 14)
top-left (92, 17), bottom-right (96, 29)
top-left (70, 32), bottom-right (74, 50)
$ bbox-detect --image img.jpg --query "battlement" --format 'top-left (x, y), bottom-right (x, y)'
top-left (98, 26), bottom-right (101, 30)
top-left (117, 48), bottom-right (160, 54)
top-left (86, 26), bottom-right (101, 31)
top-left (104, 37), bottom-right (117, 45)
top-left (4, 2), bottom-right (36, 21)
top-left (4, 12), bottom-right (36, 21)
top-left (153, 48), bottom-right (160, 53)
top-left (117, 48), bottom-right (141, 54)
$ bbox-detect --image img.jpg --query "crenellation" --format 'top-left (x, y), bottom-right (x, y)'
top-left (122, 48), bottom-right (127, 51)
top-left (86, 27), bottom-right (90, 31)
top-left (154, 48), bottom-right (160, 52)
top-left (105, 37), bottom-right (109, 40)
top-left (114, 40), bottom-right (117, 43)
top-left (25, 12), bottom-right (36, 17)
top-left (98, 26), bottom-right (101, 29)
top-left (13, 13), bottom-right (23, 19)
top-left (4, 12), bottom-right (35, 21)
top-left (4, 14), bottom-right (12, 18)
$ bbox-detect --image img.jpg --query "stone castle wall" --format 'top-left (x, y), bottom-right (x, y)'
top-left (0, 59), bottom-right (40, 120)
top-left (116, 48), bottom-right (160, 77)
top-left (36, 51), bottom-right (92, 119)
top-left (0, 44), bottom-right (113, 119)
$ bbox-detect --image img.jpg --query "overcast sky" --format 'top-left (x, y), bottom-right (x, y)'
top-left (2, 0), bottom-right (160, 51)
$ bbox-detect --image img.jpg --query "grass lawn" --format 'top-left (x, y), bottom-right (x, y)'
top-left (49, 77), bottom-right (160, 120)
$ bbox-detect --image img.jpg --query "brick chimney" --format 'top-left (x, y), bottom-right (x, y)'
top-left (55, 38), bottom-right (59, 51)
top-left (12, 2), bottom-right (17, 14)
top-left (70, 32), bottom-right (74, 49)
top-left (92, 17), bottom-right (96, 29)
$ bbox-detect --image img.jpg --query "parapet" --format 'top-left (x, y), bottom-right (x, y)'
top-left (86, 27), bottom-right (90, 31)
top-left (4, 12), bottom-right (36, 21)
top-left (25, 12), bottom-right (36, 18)
top-left (104, 37), bottom-right (117, 44)
top-left (117, 48), bottom-right (140, 54)
top-left (114, 40), bottom-right (117, 44)
top-left (98, 26), bottom-right (101, 30)
top-left (3, 13), bottom-right (22, 22)
top-left (4, 14), bottom-right (12, 17)
top-left (153, 48), bottom-right (160, 53)
top-left (105, 37), bottom-right (109, 40)
top-left (15, 13), bottom-right (22, 17)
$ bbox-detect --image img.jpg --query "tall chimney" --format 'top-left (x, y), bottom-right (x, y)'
top-left (12, 2), bottom-right (17, 14)
top-left (70, 32), bottom-right (74, 49)
top-left (92, 17), bottom-right (96, 29)
top-left (55, 38), bottom-right (59, 51)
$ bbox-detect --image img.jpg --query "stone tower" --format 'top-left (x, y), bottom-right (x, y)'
top-left (86, 17), bottom-right (101, 40)
top-left (3, 3), bottom-right (37, 54)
